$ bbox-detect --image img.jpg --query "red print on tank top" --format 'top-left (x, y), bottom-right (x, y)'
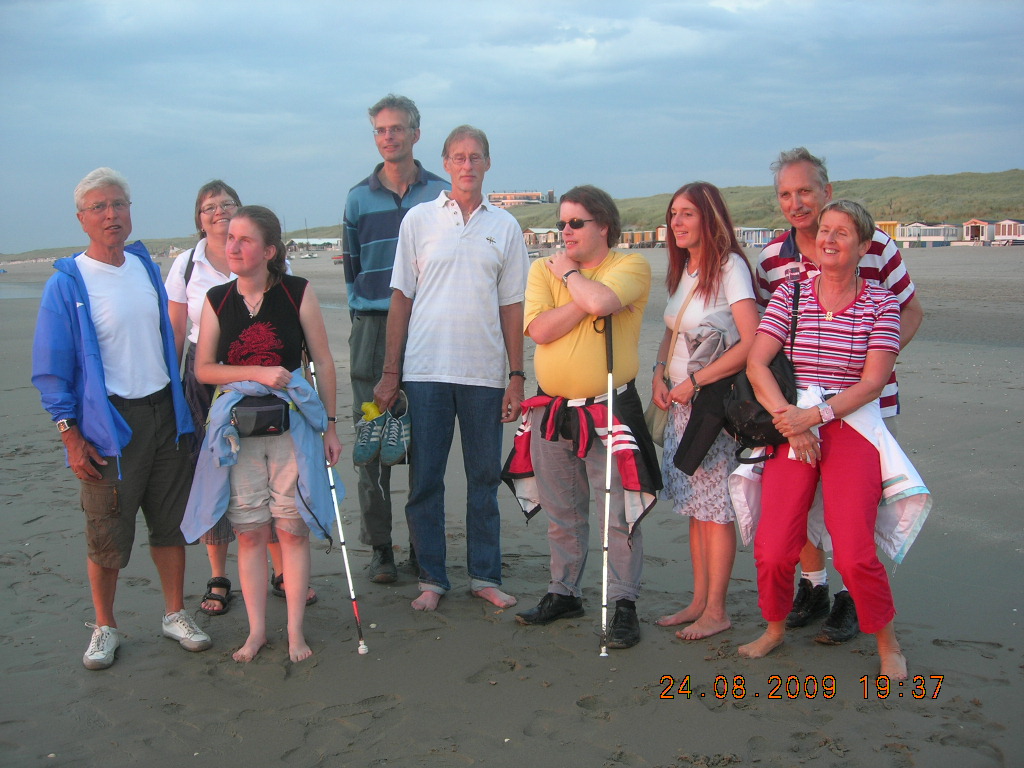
top-left (228, 322), bottom-right (283, 366)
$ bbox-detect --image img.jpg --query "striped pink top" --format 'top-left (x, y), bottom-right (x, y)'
top-left (758, 278), bottom-right (901, 391)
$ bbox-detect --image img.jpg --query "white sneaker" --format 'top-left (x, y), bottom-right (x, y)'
top-left (162, 610), bottom-right (212, 652)
top-left (83, 623), bottom-right (119, 670)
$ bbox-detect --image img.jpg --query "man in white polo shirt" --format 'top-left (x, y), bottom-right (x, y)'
top-left (32, 167), bottom-right (211, 670)
top-left (373, 126), bottom-right (529, 613)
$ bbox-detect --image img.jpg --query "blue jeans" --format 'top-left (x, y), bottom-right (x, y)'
top-left (404, 381), bottom-right (505, 593)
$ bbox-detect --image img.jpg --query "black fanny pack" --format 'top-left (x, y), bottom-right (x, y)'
top-left (231, 394), bottom-right (290, 437)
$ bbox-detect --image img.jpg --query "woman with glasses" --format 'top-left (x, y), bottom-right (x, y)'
top-left (165, 181), bottom-right (316, 616)
top-left (651, 182), bottom-right (758, 640)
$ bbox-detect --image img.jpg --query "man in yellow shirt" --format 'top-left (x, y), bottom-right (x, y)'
top-left (510, 185), bottom-right (661, 649)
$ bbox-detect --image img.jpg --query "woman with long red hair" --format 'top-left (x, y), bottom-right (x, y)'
top-left (651, 182), bottom-right (758, 640)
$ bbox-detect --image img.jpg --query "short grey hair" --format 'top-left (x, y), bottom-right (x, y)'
top-left (820, 199), bottom-right (875, 244)
top-left (770, 147), bottom-right (829, 191)
top-left (75, 167), bottom-right (131, 211)
top-left (368, 94), bottom-right (421, 131)
top-left (442, 125), bottom-right (489, 159)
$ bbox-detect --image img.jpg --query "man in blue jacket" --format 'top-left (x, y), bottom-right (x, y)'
top-left (32, 167), bottom-right (212, 670)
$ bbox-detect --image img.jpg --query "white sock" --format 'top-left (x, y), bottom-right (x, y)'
top-left (801, 569), bottom-right (828, 588)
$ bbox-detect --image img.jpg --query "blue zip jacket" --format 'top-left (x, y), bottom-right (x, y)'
top-left (180, 373), bottom-right (342, 543)
top-left (31, 241), bottom-right (193, 465)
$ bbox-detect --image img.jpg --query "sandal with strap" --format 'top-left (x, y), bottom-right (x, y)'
top-left (199, 577), bottom-right (233, 616)
top-left (270, 570), bottom-right (318, 606)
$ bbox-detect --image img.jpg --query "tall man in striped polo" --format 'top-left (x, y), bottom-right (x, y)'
top-left (756, 147), bottom-right (924, 644)
top-left (343, 94), bottom-right (449, 583)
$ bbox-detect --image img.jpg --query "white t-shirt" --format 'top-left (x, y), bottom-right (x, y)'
top-left (663, 252), bottom-right (755, 384)
top-left (164, 239), bottom-right (234, 345)
top-left (391, 192), bottom-right (529, 388)
top-left (76, 252), bottom-right (170, 398)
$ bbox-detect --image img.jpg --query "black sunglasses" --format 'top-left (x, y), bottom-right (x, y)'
top-left (555, 218), bottom-right (595, 231)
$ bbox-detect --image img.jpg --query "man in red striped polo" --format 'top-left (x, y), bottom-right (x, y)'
top-left (755, 147), bottom-right (924, 645)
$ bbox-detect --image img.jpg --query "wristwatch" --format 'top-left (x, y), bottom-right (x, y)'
top-left (508, 370), bottom-right (526, 380)
top-left (561, 268), bottom-right (580, 286)
top-left (689, 373), bottom-right (701, 393)
top-left (817, 403), bottom-right (835, 424)
top-left (56, 418), bottom-right (78, 433)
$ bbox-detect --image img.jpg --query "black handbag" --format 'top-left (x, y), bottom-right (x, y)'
top-left (231, 394), bottom-right (290, 437)
top-left (723, 283), bottom-right (800, 457)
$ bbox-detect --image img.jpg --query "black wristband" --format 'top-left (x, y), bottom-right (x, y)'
top-left (508, 370), bottom-right (527, 380)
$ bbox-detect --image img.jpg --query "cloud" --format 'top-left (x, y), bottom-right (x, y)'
top-left (0, 0), bottom-right (1021, 253)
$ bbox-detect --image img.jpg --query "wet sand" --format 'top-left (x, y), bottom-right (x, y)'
top-left (0, 245), bottom-right (1020, 767)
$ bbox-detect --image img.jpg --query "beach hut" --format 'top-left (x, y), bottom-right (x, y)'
top-left (734, 227), bottom-right (775, 249)
top-left (995, 219), bottom-right (1024, 244)
top-left (963, 219), bottom-right (996, 243)
top-left (876, 221), bottom-right (898, 239)
top-left (524, 227), bottom-right (559, 247)
top-left (896, 222), bottom-right (960, 247)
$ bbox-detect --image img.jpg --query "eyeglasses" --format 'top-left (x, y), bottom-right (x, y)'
top-left (447, 154), bottom-right (486, 166)
top-left (80, 200), bottom-right (130, 215)
top-left (556, 218), bottom-right (594, 231)
top-left (200, 201), bottom-right (238, 216)
top-left (372, 126), bottom-right (408, 137)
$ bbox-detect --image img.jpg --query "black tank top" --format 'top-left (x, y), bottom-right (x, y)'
top-left (207, 275), bottom-right (307, 371)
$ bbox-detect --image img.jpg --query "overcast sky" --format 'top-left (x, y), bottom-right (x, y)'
top-left (1, 0), bottom-right (1021, 254)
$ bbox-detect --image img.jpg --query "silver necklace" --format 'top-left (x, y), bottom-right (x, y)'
top-left (242, 294), bottom-right (264, 318)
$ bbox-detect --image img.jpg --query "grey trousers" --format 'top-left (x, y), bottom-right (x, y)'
top-left (529, 406), bottom-right (644, 602)
top-left (349, 314), bottom-right (394, 547)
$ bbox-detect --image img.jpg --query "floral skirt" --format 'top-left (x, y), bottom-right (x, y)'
top-left (661, 401), bottom-right (740, 524)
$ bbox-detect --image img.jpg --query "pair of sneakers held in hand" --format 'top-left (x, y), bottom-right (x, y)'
top-left (353, 391), bottom-right (411, 467)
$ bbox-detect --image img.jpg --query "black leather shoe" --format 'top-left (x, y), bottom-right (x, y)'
top-left (814, 590), bottom-right (860, 644)
top-left (515, 593), bottom-right (584, 625)
top-left (786, 578), bottom-right (830, 628)
top-left (369, 544), bottom-right (397, 584)
top-left (607, 600), bottom-right (641, 649)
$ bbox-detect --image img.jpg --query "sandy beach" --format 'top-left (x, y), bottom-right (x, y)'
top-left (1, 245), bottom-right (1020, 767)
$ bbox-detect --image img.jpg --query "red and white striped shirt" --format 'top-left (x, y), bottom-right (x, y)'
top-left (756, 228), bottom-right (914, 416)
top-left (759, 278), bottom-right (901, 392)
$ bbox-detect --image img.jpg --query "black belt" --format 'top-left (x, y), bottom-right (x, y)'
top-left (352, 309), bottom-right (389, 318)
top-left (109, 384), bottom-right (171, 408)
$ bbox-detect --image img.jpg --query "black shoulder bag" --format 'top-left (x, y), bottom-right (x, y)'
top-left (723, 282), bottom-right (800, 460)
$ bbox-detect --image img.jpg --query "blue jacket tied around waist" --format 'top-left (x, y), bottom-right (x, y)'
top-left (181, 372), bottom-right (342, 542)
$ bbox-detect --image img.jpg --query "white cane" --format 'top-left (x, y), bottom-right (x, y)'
top-left (308, 360), bottom-right (369, 655)
top-left (597, 315), bottom-right (614, 657)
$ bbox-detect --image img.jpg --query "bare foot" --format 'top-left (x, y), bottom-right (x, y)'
top-left (232, 634), bottom-right (267, 663)
top-left (879, 649), bottom-right (908, 680)
top-left (655, 604), bottom-right (704, 627)
top-left (289, 638), bottom-right (313, 663)
top-left (738, 629), bottom-right (785, 659)
top-left (411, 590), bottom-right (442, 611)
top-left (472, 586), bottom-right (518, 609)
top-left (675, 615), bottom-right (732, 641)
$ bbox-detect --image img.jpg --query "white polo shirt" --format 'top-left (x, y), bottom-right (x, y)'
top-left (391, 191), bottom-right (529, 389)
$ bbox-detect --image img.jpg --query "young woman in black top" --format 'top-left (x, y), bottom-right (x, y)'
top-left (195, 205), bottom-right (341, 663)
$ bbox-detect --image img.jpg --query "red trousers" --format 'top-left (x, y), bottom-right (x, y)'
top-left (755, 421), bottom-right (895, 634)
